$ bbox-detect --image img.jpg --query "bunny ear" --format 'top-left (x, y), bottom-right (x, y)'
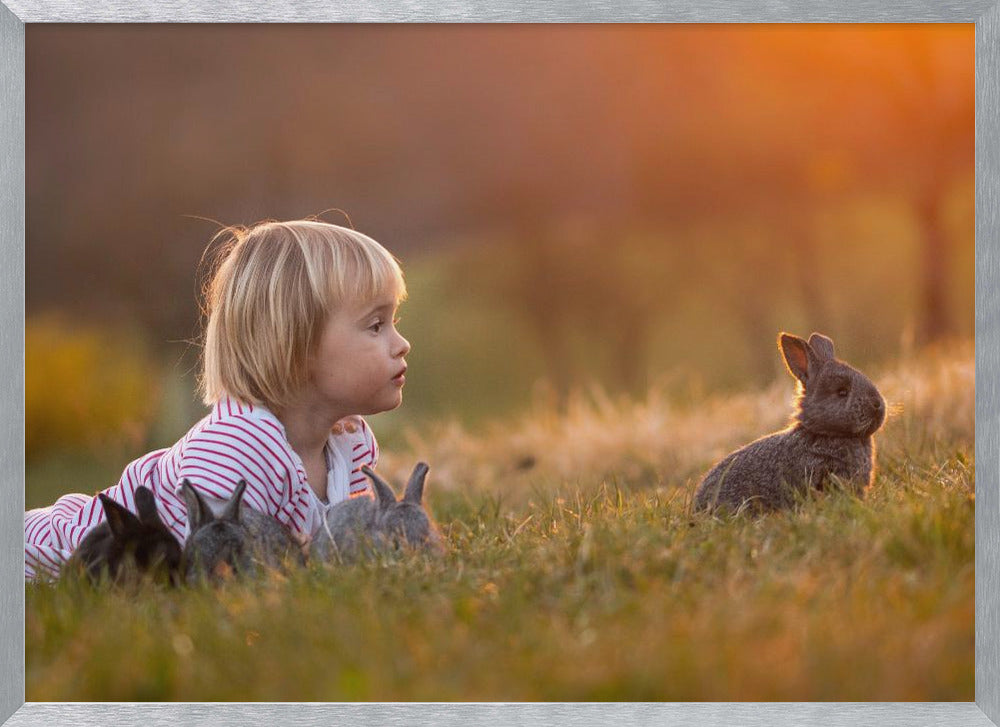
top-left (219, 480), bottom-right (247, 524)
top-left (807, 332), bottom-right (836, 361)
top-left (403, 462), bottom-right (430, 505)
top-left (362, 466), bottom-right (397, 509)
top-left (99, 494), bottom-right (139, 540)
top-left (134, 486), bottom-right (166, 529)
top-left (181, 480), bottom-right (215, 531)
top-left (779, 332), bottom-right (812, 384)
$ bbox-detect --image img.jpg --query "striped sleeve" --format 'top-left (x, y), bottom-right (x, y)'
top-left (46, 492), bottom-right (106, 554)
top-left (25, 507), bottom-right (69, 580)
top-left (176, 415), bottom-right (309, 534)
top-left (347, 417), bottom-right (379, 498)
top-left (27, 449), bottom-right (171, 578)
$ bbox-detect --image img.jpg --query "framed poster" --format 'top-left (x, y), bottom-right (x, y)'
top-left (1, 2), bottom-right (997, 726)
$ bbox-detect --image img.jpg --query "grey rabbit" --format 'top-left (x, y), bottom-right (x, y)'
top-left (310, 462), bottom-right (444, 562)
top-left (63, 485), bottom-right (183, 586)
top-left (693, 331), bottom-right (886, 514)
top-left (181, 479), bottom-right (305, 584)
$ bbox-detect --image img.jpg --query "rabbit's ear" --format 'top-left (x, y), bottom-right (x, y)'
top-left (362, 466), bottom-right (397, 509)
top-left (403, 462), bottom-right (430, 505)
top-left (779, 332), bottom-right (812, 384)
top-left (181, 480), bottom-right (215, 531)
top-left (219, 480), bottom-right (247, 524)
top-left (99, 494), bottom-right (139, 540)
top-left (134, 486), bottom-right (166, 529)
top-left (807, 332), bottom-right (835, 361)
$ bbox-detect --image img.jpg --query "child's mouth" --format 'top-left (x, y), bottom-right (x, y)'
top-left (392, 367), bottom-right (407, 386)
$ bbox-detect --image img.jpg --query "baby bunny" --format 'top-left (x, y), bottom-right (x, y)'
top-left (693, 331), bottom-right (886, 514)
top-left (181, 480), bottom-right (305, 584)
top-left (310, 462), bottom-right (444, 563)
top-left (64, 486), bottom-right (183, 586)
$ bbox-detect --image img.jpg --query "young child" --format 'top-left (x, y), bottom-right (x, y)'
top-left (25, 219), bottom-right (411, 580)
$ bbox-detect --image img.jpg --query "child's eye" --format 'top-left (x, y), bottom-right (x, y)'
top-left (367, 314), bottom-right (400, 334)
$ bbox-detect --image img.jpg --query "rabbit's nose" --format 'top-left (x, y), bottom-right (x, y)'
top-left (213, 561), bottom-right (234, 581)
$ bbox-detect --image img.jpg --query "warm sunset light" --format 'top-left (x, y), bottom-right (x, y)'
top-left (25, 24), bottom-right (973, 703)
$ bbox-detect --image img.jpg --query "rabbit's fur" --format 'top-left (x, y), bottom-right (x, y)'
top-left (310, 463), bottom-right (444, 562)
top-left (693, 332), bottom-right (886, 514)
top-left (181, 480), bottom-right (305, 583)
top-left (64, 486), bottom-right (183, 586)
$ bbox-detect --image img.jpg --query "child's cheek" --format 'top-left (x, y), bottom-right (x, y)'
top-left (359, 365), bottom-right (387, 392)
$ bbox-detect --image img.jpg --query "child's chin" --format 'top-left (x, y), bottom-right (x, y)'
top-left (367, 393), bottom-right (403, 414)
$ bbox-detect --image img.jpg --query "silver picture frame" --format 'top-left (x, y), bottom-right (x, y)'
top-left (1, 2), bottom-right (996, 725)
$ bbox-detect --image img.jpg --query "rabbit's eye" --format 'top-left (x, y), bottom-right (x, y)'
top-left (837, 388), bottom-right (849, 397)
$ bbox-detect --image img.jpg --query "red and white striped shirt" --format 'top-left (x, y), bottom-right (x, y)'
top-left (24, 395), bottom-right (378, 580)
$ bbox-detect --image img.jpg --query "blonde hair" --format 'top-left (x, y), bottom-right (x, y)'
top-left (198, 219), bottom-right (406, 411)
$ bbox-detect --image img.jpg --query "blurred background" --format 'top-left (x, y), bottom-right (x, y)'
top-left (26, 24), bottom-right (973, 508)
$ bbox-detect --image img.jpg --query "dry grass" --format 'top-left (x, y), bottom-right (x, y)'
top-left (26, 342), bottom-right (974, 701)
top-left (385, 341), bottom-right (973, 503)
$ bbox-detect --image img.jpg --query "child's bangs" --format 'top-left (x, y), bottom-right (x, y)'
top-left (325, 235), bottom-right (407, 311)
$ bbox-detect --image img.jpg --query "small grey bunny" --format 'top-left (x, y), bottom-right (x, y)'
top-left (64, 486), bottom-right (183, 586)
top-left (181, 479), bottom-right (305, 583)
top-left (693, 331), bottom-right (886, 514)
top-left (310, 462), bottom-right (444, 562)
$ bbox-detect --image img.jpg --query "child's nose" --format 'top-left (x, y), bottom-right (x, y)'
top-left (394, 331), bottom-right (411, 357)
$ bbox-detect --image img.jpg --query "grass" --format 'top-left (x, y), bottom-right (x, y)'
top-left (25, 342), bottom-right (974, 701)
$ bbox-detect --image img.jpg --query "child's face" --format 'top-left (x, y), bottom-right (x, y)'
top-left (305, 290), bottom-right (410, 417)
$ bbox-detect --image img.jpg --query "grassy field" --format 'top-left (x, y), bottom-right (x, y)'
top-left (25, 343), bottom-right (974, 701)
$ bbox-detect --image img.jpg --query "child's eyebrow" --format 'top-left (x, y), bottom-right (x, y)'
top-left (360, 300), bottom-right (398, 318)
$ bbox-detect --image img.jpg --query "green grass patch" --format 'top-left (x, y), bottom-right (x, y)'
top-left (27, 452), bottom-right (973, 701)
top-left (27, 346), bottom-right (974, 700)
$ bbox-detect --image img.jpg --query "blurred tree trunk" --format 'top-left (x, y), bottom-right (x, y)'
top-left (916, 184), bottom-right (950, 345)
top-left (738, 297), bottom-right (779, 384)
top-left (591, 295), bottom-right (653, 398)
top-left (506, 201), bottom-right (575, 410)
top-left (726, 237), bottom-right (782, 384)
top-left (776, 205), bottom-right (833, 335)
top-left (893, 34), bottom-right (960, 346)
top-left (615, 314), bottom-right (651, 397)
top-left (531, 305), bottom-right (574, 410)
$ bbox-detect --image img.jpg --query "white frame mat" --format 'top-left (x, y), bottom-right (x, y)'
top-left (0, 2), bottom-right (997, 726)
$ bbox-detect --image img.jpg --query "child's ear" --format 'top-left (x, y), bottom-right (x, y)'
top-left (779, 333), bottom-right (811, 384)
